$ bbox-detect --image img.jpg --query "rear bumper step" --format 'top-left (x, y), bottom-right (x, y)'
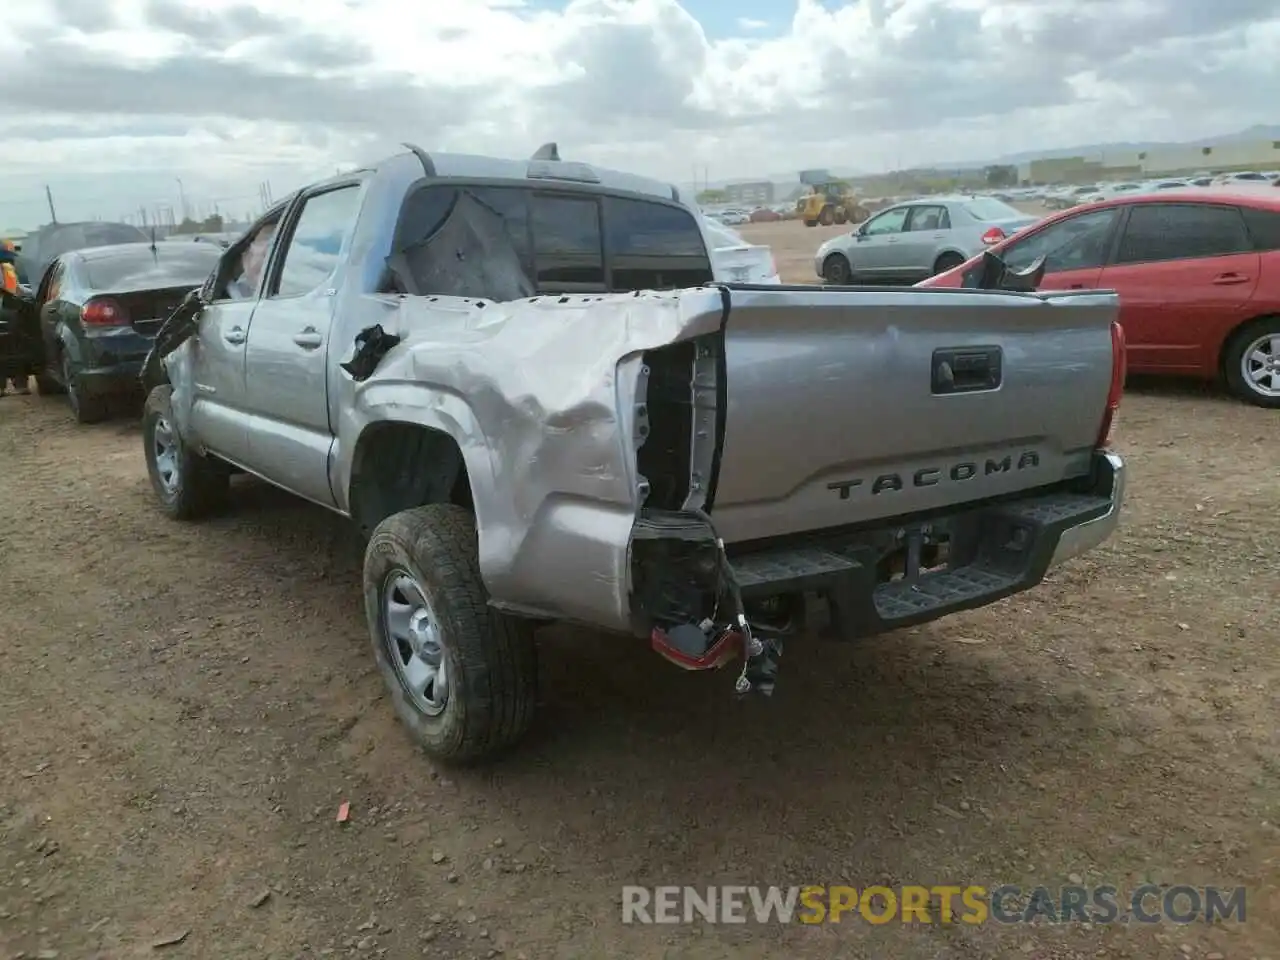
top-left (728, 451), bottom-right (1124, 639)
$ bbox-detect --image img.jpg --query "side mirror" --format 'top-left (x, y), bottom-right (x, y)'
top-left (974, 251), bottom-right (1047, 292)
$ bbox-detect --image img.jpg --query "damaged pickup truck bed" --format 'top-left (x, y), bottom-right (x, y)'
top-left (140, 144), bottom-right (1127, 763)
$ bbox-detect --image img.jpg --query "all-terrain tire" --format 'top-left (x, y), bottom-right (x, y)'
top-left (364, 504), bottom-right (538, 765)
top-left (142, 385), bottom-right (231, 519)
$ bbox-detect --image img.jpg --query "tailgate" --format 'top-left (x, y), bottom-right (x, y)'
top-left (707, 284), bottom-right (1118, 543)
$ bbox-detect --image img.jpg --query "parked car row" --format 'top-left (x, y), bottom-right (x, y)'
top-left (1040, 172), bottom-right (1280, 210)
top-left (918, 187), bottom-right (1280, 408)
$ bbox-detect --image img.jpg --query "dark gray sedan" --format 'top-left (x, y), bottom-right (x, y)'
top-left (29, 242), bottom-right (223, 423)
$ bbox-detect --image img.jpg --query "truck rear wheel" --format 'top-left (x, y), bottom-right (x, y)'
top-left (364, 504), bottom-right (538, 765)
top-left (142, 385), bottom-right (230, 519)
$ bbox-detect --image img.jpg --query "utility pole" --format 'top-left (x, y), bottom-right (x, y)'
top-left (139, 207), bottom-right (148, 227)
top-left (176, 178), bottom-right (188, 222)
top-left (45, 186), bottom-right (58, 224)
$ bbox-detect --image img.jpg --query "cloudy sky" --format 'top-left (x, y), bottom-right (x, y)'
top-left (2, 0), bottom-right (1278, 227)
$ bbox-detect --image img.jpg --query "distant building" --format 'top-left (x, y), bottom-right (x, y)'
top-left (1021, 138), bottom-right (1280, 184)
top-left (723, 181), bottom-right (775, 206)
top-left (1128, 138), bottom-right (1280, 175)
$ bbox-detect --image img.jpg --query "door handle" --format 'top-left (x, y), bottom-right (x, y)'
top-left (224, 325), bottom-right (245, 345)
top-left (1069, 283), bottom-right (1085, 289)
top-left (293, 327), bottom-right (323, 349)
top-left (1212, 273), bottom-right (1249, 285)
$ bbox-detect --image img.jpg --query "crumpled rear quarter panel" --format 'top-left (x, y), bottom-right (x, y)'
top-left (336, 288), bottom-right (726, 631)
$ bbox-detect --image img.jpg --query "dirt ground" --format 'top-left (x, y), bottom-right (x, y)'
top-left (2, 284), bottom-right (1278, 958)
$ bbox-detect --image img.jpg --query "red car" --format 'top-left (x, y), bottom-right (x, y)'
top-left (919, 188), bottom-right (1280, 407)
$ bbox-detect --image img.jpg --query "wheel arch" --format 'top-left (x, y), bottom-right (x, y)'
top-left (932, 249), bottom-right (969, 272)
top-left (347, 420), bottom-right (481, 539)
top-left (822, 250), bottom-right (853, 278)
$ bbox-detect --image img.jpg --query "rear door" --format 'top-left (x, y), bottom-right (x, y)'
top-left (240, 181), bottom-right (364, 506)
top-left (992, 206), bottom-right (1121, 291)
top-left (1098, 203), bottom-right (1258, 373)
top-left (901, 205), bottom-right (950, 280)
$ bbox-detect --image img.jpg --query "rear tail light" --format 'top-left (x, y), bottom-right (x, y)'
top-left (1096, 320), bottom-right (1126, 448)
top-left (82, 297), bottom-right (129, 327)
top-left (980, 227), bottom-right (1006, 245)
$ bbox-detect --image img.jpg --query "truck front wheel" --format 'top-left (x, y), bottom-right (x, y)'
top-left (142, 385), bottom-right (230, 519)
top-left (364, 504), bottom-right (538, 764)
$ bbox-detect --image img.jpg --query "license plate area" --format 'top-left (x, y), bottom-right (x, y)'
top-left (878, 525), bottom-right (951, 584)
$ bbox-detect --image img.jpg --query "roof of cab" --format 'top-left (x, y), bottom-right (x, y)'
top-left (367, 146), bottom-right (682, 205)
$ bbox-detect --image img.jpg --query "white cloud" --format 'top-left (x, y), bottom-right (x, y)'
top-left (2, 0), bottom-right (1278, 227)
top-left (736, 17), bottom-right (769, 30)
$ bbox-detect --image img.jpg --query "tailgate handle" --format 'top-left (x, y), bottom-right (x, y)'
top-left (932, 346), bottom-right (1002, 395)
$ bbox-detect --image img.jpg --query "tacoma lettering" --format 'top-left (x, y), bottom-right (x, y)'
top-left (826, 451), bottom-right (1041, 499)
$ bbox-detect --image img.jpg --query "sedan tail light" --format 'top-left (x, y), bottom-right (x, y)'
top-left (980, 227), bottom-right (1006, 245)
top-left (81, 297), bottom-right (130, 327)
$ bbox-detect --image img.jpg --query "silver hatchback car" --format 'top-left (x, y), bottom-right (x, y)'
top-left (814, 196), bottom-right (1039, 284)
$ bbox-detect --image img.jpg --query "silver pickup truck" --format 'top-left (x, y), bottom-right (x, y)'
top-left (140, 144), bottom-right (1127, 763)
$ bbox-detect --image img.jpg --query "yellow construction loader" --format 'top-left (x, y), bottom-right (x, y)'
top-left (798, 180), bottom-right (869, 227)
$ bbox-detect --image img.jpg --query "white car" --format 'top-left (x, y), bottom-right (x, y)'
top-left (702, 218), bottom-right (780, 284)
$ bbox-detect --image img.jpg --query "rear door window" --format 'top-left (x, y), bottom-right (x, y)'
top-left (1113, 204), bottom-right (1251, 265)
top-left (906, 205), bottom-right (949, 231)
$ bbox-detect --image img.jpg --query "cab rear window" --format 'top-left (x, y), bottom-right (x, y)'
top-left (391, 183), bottom-right (712, 297)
